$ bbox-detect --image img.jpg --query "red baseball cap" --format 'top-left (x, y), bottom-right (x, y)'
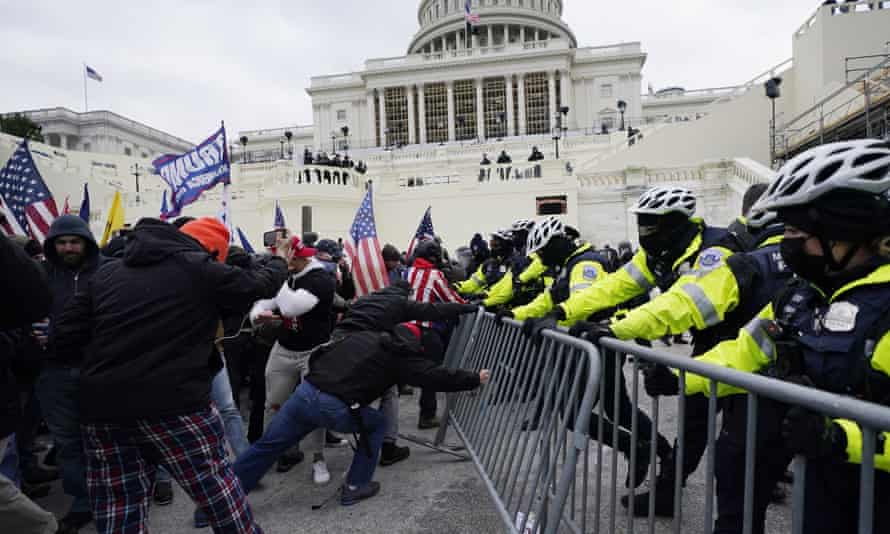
top-left (288, 236), bottom-right (316, 258)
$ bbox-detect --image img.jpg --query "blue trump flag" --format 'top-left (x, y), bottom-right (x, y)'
top-left (153, 125), bottom-right (230, 214)
top-left (78, 183), bottom-right (90, 222)
top-left (236, 226), bottom-right (255, 254)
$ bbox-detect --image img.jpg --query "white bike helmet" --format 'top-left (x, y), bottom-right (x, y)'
top-left (630, 186), bottom-right (697, 217)
top-left (491, 229), bottom-right (513, 241)
top-left (511, 218), bottom-right (535, 232)
top-left (526, 216), bottom-right (565, 255)
top-left (752, 140), bottom-right (890, 213)
top-left (746, 209), bottom-right (778, 230)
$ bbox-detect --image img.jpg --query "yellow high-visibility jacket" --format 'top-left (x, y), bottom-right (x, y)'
top-left (482, 253), bottom-right (546, 308)
top-left (685, 264), bottom-right (890, 473)
top-left (559, 223), bottom-right (736, 326)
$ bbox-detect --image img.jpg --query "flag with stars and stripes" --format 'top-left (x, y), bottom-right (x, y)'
top-left (342, 184), bottom-right (388, 297)
top-left (0, 139), bottom-right (59, 241)
top-left (464, 0), bottom-right (480, 24)
top-left (406, 206), bottom-right (435, 258)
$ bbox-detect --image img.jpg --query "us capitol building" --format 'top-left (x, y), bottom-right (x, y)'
top-left (5, 0), bottom-right (889, 251)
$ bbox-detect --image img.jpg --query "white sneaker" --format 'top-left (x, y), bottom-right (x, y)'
top-left (312, 460), bottom-right (331, 485)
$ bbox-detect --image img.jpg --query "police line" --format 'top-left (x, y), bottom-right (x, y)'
top-left (431, 311), bottom-right (890, 534)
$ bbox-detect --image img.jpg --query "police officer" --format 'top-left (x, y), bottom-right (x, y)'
top-left (648, 140), bottom-right (890, 533)
top-left (481, 219), bottom-right (548, 309)
top-left (456, 230), bottom-right (514, 298)
top-left (572, 189), bottom-right (791, 518)
top-left (542, 186), bottom-right (736, 511)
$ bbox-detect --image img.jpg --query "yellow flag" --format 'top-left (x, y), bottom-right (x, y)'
top-left (100, 191), bottom-right (125, 247)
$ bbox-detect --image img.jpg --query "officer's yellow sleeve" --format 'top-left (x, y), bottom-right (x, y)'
top-left (684, 304), bottom-right (776, 397)
top-left (518, 253), bottom-right (546, 284)
top-left (559, 250), bottom-right (652, 324)
top-left (512, 290), bottom-right (553, 321)
top-left (456, 265), bottom-right (487, 295)
top-left (482, 270), bottom-right (514, 307)
top-left (610, 262), bottom-right (741, 341)
top-left (833, 331), bottom-right (890, 473)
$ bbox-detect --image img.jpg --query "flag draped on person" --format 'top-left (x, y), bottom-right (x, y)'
top-left (79, 183), bottom-right (90, 223)
top-left (406, 206), bottom-right (435, 257)
top-left (237, 227), bottom-right (255, 254)
top-left (100, 191), bottom-right (124, 247)
top-left (274, 200), bottom-right (287, 229)
top-left (342, 184), bottom-right (388, 297)
top-left (153, 124), bottom-right (230, 215)
top-left (0, 139), bottom-right (59, 241)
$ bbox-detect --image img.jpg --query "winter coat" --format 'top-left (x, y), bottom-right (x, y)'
top-left (0, 233), bottom-right (51, 438)
top-left (52, 219), bottom-right (288, 422)
top-left (42, 215), bottom-right (107, 366)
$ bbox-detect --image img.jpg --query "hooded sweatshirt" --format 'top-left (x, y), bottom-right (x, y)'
top-left (52, 219), bottom-right (288, 421)
top-left (42, 214), bottom-right (106, 365)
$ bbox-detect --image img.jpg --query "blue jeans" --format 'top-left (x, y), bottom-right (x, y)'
top-left (36, 364), bottom-right (90, 514)
top-left (157, 366), bottom-right (249, 484)
top-left (233, 381), bottom-right (385, 492)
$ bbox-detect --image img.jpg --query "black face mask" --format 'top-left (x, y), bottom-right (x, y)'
top-left (540, 237), bottom-right (574, 267)
top-left (639, 219), bottom-right (696, 262)
top-left (780, 237), bottom-right (829, 287)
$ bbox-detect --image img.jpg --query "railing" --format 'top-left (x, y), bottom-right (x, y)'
top-left (730, 157), bottom-right (775, 187)
top-left (796, 1), bottom-right (890, 39)
top-left (21, 107), bottom-right (194, 149)
top-left (237, 125), bottom-right (314, 140)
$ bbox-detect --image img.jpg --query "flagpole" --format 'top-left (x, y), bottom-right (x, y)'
top-left (83, 63), bottom-right (88, 112)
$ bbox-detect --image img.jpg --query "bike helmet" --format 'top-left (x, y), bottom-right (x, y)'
top-left (630, 186), bottom-right (696, 217)
top-left (511, 218), bottom-right (536, 232)
top-left (526, 216), bottom-right (565, 255)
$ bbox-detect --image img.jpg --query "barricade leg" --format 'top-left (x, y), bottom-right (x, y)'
top-left (801, 459), bottom-right (890, 534)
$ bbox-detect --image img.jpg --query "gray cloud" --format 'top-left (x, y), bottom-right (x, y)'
top-left (0, 0), bottom-right (818, 143)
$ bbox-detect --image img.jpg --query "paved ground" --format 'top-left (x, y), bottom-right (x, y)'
top-left (32, 340), bottom-right (795, 533)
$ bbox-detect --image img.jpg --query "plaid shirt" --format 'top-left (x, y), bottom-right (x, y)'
top-left (407, 257), bottom-right (465, 329)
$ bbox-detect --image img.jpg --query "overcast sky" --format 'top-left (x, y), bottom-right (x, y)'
top-left (1, 0), bottom-right (819, 143)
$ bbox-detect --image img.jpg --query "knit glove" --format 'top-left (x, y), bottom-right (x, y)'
top-left (781, 406), bottom-right (847, 461)
top-left (644, 364), bottom-right (680, 397)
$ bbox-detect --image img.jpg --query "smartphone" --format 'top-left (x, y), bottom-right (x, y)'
top-left (263, 229), bottom-right (287, 247)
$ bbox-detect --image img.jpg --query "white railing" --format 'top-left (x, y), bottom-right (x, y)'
top-left (795, 1), bottom-right (889, 40)
top-left (731, 157), bottom-right (775, 186)
top-left (21, 107), bottom-right (194, 149)
top-left (237, 125), bottom-right (314, 139)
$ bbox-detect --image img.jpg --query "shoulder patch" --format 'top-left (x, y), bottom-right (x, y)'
top-left (583, 265), bottom-right (598, 280)
top-left (696, 248), bottom-right (727, 274)
top-left (822, 301), bottom-right (859, 333)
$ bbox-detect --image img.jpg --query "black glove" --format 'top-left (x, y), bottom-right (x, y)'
top-left (521, 314), bottom-right (559, 342)
top-left (644, 364), bottom-right (680, 396)
top-left (494, 308), bottom-right (514, 326)
top-left (781, 406), bottom-right (847, 461)
top-left (568, 320), bottom-right (614, 344)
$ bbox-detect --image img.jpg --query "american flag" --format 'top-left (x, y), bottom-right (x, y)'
top-left (0, 140), bottom-right (58, 241)
top-left (274, 200), bottom-right (287, 229)
top-left (343, 184), bottom-right (389, 297)
top-left (465, 0), bottom-right (480, 24)
top-left (406, 206), bottom-right (435, 258)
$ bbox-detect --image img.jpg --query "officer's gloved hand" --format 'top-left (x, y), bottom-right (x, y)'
top-left (521, 313), bottom-right (559, 342)
top-left (644, 364), bottom-right (680, 396)
top-left (781, 406), bottom-right (847, 461)
top-left (494, 308), bottom-right (514, 326)
top-left (568, 320), bottom-right (614, 344)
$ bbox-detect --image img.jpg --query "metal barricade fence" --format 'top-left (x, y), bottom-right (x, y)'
top-left (585, 338), bottom-right (890, 534)
top-left (434, 311), bottom-right (602, 534)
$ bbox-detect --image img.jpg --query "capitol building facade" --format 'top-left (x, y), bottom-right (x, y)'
top-left (6, 0), bottom-right (889, 252)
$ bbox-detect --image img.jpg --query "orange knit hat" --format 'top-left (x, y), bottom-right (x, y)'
top-left (181, 217), bottom-right (230, 263)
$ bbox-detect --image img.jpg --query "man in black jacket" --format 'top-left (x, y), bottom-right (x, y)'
top-left (33, 214), bottom-right (106, 530)
top-left (53, 218), bottom-right (289, 534)
top-left (0, 232), bottom-right (68, 534)
top-left (233, 282), bottom-right (487, 506)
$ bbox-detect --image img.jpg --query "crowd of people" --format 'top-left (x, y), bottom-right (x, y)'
top-left (302, 149), bottom-right (368, 174)
top-left (2, 139), bottom-right (890, 534)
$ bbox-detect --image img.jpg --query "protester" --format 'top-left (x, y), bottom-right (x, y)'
top-left (232, 281), bottom-right (486, 505)
top-left (53, 217), bottom-right (289, 533)
top-left (34, 214), bottom-right (107, 531)
top-left (382, 244), bottom-right (406, 285)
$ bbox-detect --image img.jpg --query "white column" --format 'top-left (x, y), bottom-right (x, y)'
top-left (446, 81), bottom-right (456, 141)
top-left (560, 70), bottom-right (572, 128)
top-left (535, 28), bottom-right (541, 41)
top-left (418, 84), bottom-right (427, 144)
top-left (476, 78), bottom-right (486, 140)
top-left (313, 105), bottom-right (322, 151)
top-left (505, 75), bottom-right (515, 137)
top-left (503, 24), bottom-right (509, 44)
top-left (366, 92), bottom-right (376, 147)
top-left (548, 71), bottom-right (557, 128)
top-left (520, 26), bottom-right (525, 43)
top-left (378, 89), bottom-right (387, 146)
top-left (518, 74), bottom-right (527, 136)
top-left (406, 85), bottom-right (416, 144)
top-left (440, 35), bottom-right (446, 52)
top-left (487, 25), bottom-right (493, 47)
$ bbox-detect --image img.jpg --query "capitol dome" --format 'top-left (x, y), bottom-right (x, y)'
top-left (409, 0), bottom-right (577, 54)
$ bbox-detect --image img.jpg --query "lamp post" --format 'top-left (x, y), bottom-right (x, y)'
top-left (341, 126), bottom-right (350, 156)
top-left (552, 106), bottom-right (569, 160)
top-left (331, 131), bottom-right (337, 153)
top-left (130, 163), bottom-right (142, 202)
top-left (617, 100), bottom-right (627, 131)
top-left (284, 130), bottom-right (293, 159)
top-left (764, 77), bottom-right (782, 168)
top-left (279, 137), bottom-right (285, 160)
